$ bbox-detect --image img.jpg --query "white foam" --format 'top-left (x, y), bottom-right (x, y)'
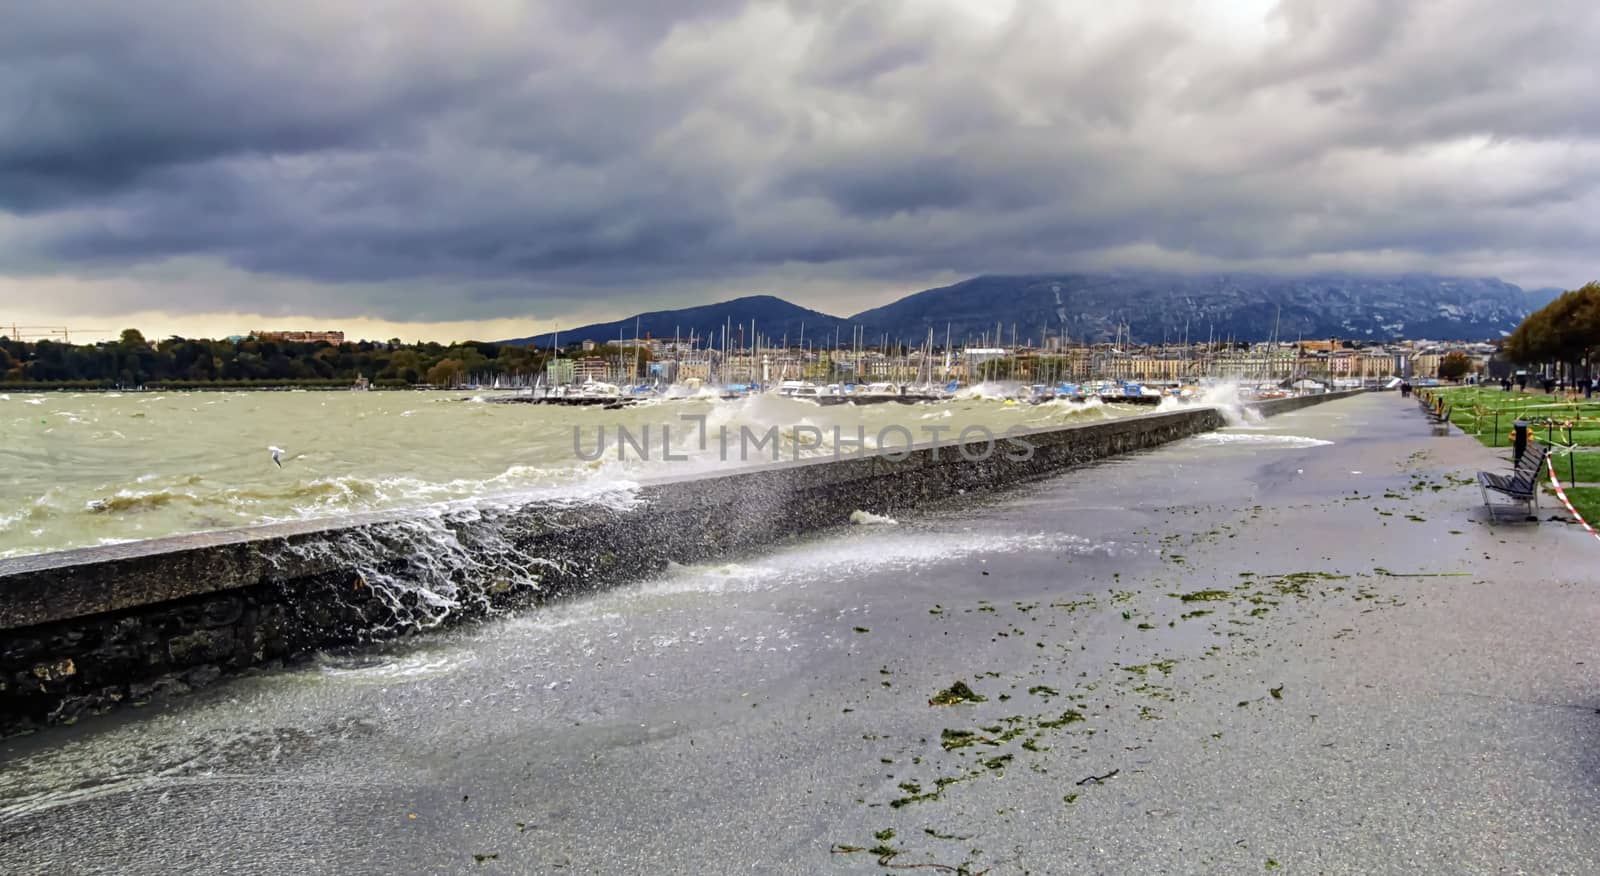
top-left (314, 649), bottom-right (478, 684)
top-left (955, 381), bottom-right (1025, 401)
top-left (849, 509), bottom-right (898, 526)
top-left (1190, 432), bottom-right (1334, 449)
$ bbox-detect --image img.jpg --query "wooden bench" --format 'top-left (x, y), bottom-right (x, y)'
top-left (1477, 443), bottom-right (1548, 516)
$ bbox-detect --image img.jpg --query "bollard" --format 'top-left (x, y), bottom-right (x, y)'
top-left (1493, 411), bottom-right (1500, 447)
top-left (1570, 424), bottom-right (1577, 486)
top-left (1513, 420), bottom-right (1529, 465)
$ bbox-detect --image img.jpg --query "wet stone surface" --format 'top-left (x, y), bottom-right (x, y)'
top-left (7, 393), bottom-right (1599, 874)
top-left (6, 400), bottom-right (1343, 734)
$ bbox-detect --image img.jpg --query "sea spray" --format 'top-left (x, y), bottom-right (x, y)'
top-left (955, 381), bottom-right (1027, 402)
top-left (259, 483), bottom-right (642, 634)
top-left (849, 510), bottom-right (898, 526)
top-left (1154, 379), bottom-right (1254, 426)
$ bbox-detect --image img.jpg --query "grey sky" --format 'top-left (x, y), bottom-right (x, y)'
top-left (1, 0), bottom-right (1596, 340)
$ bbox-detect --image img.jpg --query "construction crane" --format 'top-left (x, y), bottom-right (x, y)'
top-left (2, 325), bottom-right (115, 343)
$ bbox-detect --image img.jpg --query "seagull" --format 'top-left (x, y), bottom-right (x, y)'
top-left (269, 446), bottom-right (307, 468)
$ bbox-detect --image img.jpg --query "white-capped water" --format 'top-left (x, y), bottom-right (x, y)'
top-left (0, 389), bottom-right (1156, 559)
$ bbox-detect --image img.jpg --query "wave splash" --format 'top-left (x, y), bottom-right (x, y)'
top-left (260, 484), bottom-right (642, 634)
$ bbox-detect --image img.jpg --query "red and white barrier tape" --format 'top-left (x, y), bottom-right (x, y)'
top-left (1547, 454), bottom-right (1600, 542)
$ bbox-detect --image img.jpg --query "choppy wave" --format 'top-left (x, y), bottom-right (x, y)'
top-left (1152, 379), bottom-right (1258, 425)
top-left (954, 381), bottom-right (1024, 401)
top-left (1, 387), bottom-right (1235, 558)
top-left (86, 490), bottom-right (193, 514)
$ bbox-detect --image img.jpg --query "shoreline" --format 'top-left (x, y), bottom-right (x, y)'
top-left (0, 393), bottom-right (1355, 735)
top-left (6, 392), bottom-right (1599, 872)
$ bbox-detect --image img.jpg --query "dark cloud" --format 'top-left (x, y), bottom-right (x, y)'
top-left (3, 0), bottom-right (1599, 326)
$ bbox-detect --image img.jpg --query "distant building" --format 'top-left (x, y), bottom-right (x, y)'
top-left (545, 358), bottom-right (576, 386)
top-left (1411, 352), bottom-right (1444, 378)
top-left (1128, 354), bottom-right (1186, 381)
top-left (648, 360), bottom-right (678, 382)
top-left (254, 330), bottom-right (345, 344)
top-left (574, 357), bottom-right (610, 383)
top-left (676, 357), bottom-right (713, 382)
top-left (962, 348), bottom-right (1008, 367)
top-left (1058, 347), bottom-right (1093, 381)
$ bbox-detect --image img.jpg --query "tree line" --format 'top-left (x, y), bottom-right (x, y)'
top-left (0, 329), bottom-right (571, 389)
top-left (1503, 281), bottom-right (1600, 380)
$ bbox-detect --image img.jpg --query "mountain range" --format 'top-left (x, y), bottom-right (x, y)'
top-left (501, 273), bottom-right (1564, 347)
top-left (504, 295), bottom-right (835, 349)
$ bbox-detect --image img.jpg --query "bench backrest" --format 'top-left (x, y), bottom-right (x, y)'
top-left (1516, 443), bottom-right (1548, 470)
top-left (1510, 446), bottom-right (1548, 493)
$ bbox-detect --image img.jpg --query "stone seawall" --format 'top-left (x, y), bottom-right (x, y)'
top-left (0, 391), bottom-right (1359, 733)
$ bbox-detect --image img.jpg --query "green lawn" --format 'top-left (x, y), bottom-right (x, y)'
top-left (1549, 452), bottom-right (1600, 485)
top-left (1432, 387), bottom-right (1600, 450)
top-left (1564, 487), bottom-right (1600, 526)
top-left (1424, 388), bottom-right (1600, 525)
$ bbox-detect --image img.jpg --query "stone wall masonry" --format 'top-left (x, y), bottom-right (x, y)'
top-left (0, 391), bottom-right (1360, 734)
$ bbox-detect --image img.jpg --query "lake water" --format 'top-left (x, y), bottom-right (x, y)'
top-left (0, 388), bottom-right (1167, 559)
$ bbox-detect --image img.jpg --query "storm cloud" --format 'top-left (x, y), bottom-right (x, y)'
top-left (2, 0), bottom-right (1598, 332)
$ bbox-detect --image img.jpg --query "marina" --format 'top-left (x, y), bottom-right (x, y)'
top-left (2, 2), bottom-right (1588, 872)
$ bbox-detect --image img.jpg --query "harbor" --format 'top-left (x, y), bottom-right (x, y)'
top-left (5, 392), bottom-right (1598, 873)
top-left (475, 326), bottom-right (1385, 410)
top-left (4, 2), bottom-right (1592, 872)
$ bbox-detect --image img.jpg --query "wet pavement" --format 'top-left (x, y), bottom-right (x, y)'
top-left (4, 392), bottom-right (1600, 874)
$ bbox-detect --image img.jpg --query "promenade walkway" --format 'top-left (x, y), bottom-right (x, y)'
top-left (4, 392), bottom-right (1598, 874)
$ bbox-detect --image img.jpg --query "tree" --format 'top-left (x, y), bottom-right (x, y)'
top-left (0, 331), bottom-right (555, 388)
top-left (425, 358), bottom-right (465, 387)
top-left (1437, 351), bottom-right (1471, 381)
top-left (1506, 282), bottom-right (1600, 378)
